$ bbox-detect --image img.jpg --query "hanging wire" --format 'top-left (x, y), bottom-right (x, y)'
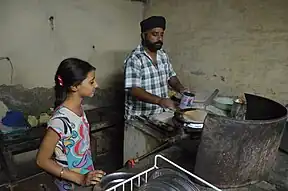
top-left (0, 57), bottom-right (14, 84)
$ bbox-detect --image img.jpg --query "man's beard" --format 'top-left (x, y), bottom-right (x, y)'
top-left (142, 39), bottom-right (163, 52)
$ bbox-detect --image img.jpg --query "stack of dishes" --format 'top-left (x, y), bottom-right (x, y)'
top-left (138, 168), bottom-right (200, 191)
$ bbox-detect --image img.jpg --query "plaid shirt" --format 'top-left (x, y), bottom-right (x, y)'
top-left (124, 45), bottom-right (176, 120)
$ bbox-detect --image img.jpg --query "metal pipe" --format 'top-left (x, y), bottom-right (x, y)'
top-left (125, 130), bottom-right (190, 167)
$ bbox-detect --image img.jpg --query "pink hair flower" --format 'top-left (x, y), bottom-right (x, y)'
top-left (57, 75), bottom-right (64, 86)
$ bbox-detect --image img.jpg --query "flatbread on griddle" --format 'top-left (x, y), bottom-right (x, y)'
top-left (183, 110), bottom-right (207, 123)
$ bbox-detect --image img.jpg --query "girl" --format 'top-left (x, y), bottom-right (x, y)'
top-left (36, 58), bottom-right (105, 190)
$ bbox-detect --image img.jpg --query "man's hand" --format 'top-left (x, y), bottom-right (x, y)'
top-left (158, 98), bottom-right (177, 110)
top-left (168, 76), bottom-right (186, 94)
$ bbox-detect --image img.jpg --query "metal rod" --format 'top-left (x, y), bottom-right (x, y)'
top-left (154, 155), bottom-right (222, 191)
top-left (203, 89), bottom-right (219, 106)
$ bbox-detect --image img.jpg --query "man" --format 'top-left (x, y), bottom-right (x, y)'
top-left (124, 16), bottom-right (188, 120)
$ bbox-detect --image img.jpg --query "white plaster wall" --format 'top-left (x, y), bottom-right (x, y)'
top-left (0, 0), bottom-right (143, 88)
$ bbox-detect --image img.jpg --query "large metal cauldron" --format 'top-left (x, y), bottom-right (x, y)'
top-left (194, 93), bottom-right (287, 188)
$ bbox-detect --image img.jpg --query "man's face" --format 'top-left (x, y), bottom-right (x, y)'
top-left (142, 27), bottom-right (164, 52)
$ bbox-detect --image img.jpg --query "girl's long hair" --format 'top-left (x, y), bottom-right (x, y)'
top-left (54, 58), bottom-right (95, 109)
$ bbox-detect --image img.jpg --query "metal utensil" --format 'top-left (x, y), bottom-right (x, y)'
top-left (125, 142), bottom-right (170, 168)
top-left (203, 89), bottom-right (219, 107)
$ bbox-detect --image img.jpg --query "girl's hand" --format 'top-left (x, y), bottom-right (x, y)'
top-left (82, 170), bottom-right (106, 186)
top-left (91, 170), bottom-right (106, 184)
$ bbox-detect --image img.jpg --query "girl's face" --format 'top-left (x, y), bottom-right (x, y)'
top-left (77, 70), bottom-right (98, 97)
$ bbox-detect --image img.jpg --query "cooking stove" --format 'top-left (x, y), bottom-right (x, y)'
top-left (146, 111), bottom-right (203, 140)
top-left (172, 116), bottom-right (202, 136)
top-left (124, 110), bottom-right (205, 165)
